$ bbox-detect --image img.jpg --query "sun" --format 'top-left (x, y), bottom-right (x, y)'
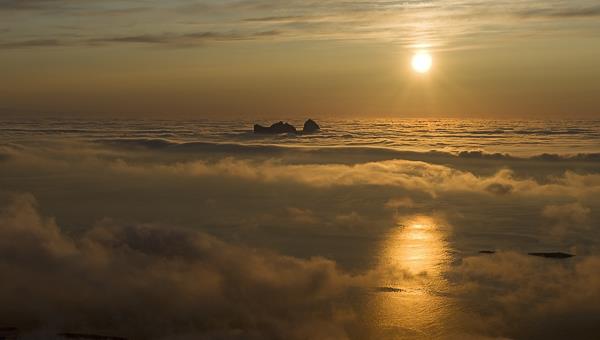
top-left (411, 52), bottom-right (432, 73)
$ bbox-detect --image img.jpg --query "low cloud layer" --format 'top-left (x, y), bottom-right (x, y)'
top-left (0, 194), bottom-right (363, 339)
top-left (0, 139), bottom-right (598, 338)
top-left (451, 252), bottom-right (600, 339)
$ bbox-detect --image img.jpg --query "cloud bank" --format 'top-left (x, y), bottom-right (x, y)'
top-left (0, 194), bottom-right (362, 339)
top-left (0, 139), bottom-right (598, 338)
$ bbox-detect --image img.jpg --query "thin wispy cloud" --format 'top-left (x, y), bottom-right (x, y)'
top-left (0, 30), bottom-right (285, 49)
top-left (0, 38), bottom-right (62, 48)
top-left (1, 0), bottom-right (599, 50)
top-left (516, 5), bottom-right (600, 19)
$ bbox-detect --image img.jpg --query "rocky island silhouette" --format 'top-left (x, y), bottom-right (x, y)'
top-left (254, 119), bottom-right (320, 134)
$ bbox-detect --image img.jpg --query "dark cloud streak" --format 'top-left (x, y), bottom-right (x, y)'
top-left (0, 30), bottom-right (284, 49)
top-left (91, 30), bottom-right (284, 46)
top-left (0, 38), bottom-right (62, 49)
top-left (517, 5), bottom-right (600, 18)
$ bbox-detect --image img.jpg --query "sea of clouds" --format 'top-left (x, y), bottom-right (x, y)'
top-left (0, 139), bottom-right (599, 339)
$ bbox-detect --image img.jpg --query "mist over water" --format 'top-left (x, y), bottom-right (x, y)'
top-left (0, 118), bottom-right (599, 339)
top-left (2, 118), bottom-right (599, 156)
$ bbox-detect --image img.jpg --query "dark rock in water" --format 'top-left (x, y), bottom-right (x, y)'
top-left (58, 333), bottom-right (127, 340)
top-left (374, 286), bottom-right (404, 293)
top-left (528, 252), bottom-right (574, 259)
top-left (302, 119), bottom-right (320, 133)
top-left (254, 121), bottom-right (297, 134)
top-left (253, 119), bottom-right (320, 134)
top-left (479, 250), bottom-right (496, 254)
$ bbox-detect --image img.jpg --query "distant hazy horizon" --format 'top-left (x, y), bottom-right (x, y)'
top-left (2, 111), bottom-right (600, 120)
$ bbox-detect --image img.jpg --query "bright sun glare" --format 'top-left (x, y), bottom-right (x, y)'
top-left (411, 52), bottom-right (432, 73)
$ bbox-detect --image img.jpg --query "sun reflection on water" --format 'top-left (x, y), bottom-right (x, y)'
top-left (386, 216), bottom-right (449, 279)
top-left (364, 215), bottom-right (459, 339)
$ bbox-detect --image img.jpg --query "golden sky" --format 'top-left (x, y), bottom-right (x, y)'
top-left (1, 0), bottom-right (599, 118)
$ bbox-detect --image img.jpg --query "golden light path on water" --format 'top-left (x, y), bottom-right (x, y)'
top-left (364, 215), bottom-right (464, 339)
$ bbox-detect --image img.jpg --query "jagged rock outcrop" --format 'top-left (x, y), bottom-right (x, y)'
top-left (253, 121), bottom-right (297, 134)
top-left (253, 119), bottom-right (321, 134)
top-left (302, 119), bottom-right (320, 133)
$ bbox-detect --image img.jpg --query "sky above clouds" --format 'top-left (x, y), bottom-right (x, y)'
top-left (1, 0), bottom-right (599, 118)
